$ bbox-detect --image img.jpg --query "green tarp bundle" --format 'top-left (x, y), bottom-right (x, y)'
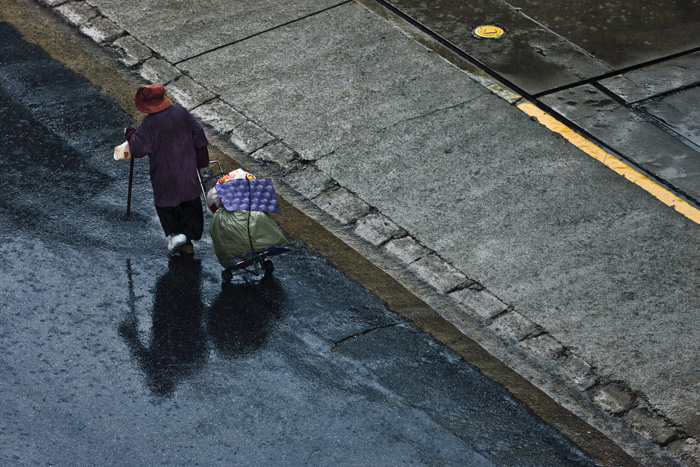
top-left (210, 209), bottom-right (287, 268)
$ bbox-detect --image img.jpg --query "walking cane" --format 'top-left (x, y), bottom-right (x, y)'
top-left (126, 155), bottom-right (135, 217)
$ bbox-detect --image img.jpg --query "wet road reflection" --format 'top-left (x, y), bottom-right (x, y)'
top-left (120, 257), bottom-right (207, 396)
top-left (119, 257), bottom-right (286, 396)
top-left (208, 277), bottom-right (284, 359)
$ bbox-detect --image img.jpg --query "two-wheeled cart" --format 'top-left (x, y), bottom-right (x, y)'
top-left (198, 162), bottom-right (289, 283)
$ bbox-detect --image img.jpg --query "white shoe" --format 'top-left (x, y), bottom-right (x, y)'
top-left (167, 234), bottom-right (187, 253)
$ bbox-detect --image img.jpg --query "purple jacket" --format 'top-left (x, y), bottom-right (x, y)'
top-left (127, 105), bottom-right (208, 207)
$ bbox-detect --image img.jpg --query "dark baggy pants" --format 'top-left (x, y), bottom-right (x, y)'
top-left (155, 197), bottom-right (203, 241)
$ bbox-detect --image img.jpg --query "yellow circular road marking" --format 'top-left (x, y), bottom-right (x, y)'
top-left (473, 25), bottom-right (505, 39)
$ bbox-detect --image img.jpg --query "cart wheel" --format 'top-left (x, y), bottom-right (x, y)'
top-left (262, 260), bottom-right (274, 276)
top-left (221, 269), bottom-right (233, 283)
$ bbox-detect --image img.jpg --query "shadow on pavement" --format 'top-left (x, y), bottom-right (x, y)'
top-left (119, 255), bottom-right (207, 397)
top-left (119, 256), bottom-right (285, 396)
top-left (207, 277), bottom-right (285, 359)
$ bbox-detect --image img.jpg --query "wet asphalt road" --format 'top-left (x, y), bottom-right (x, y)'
top-left (0, 21), bottom-right (602, 466)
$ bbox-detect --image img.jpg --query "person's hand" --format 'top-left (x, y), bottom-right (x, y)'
top-left (125, 126), bottom-right (136, 140)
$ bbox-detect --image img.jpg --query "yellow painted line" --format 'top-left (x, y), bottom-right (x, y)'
top-left (517, 101), bottom-right (700, 225)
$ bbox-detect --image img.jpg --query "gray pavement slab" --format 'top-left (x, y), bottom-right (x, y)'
top-left (179, 2), bottom-right (488, 162)
top-left (88, 0), bottom-right (347, 63)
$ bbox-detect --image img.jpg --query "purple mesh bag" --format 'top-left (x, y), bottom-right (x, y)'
top-left (215, 179), bottom-right (281, 214)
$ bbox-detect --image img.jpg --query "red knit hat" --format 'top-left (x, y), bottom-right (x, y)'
top-left (134, 83), bottom-right (172, 113)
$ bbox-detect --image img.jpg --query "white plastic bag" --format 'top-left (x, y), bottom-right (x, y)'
top-left (205, 186), bottom-right (221, 214)
top-left (113, 141), bottom-right (131, 161)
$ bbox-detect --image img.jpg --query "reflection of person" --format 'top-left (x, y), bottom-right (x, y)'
top-left (119, 256), bottom-right (206, 396)
top-left (207, 278), bottom-right (284, 358)
top-left (125, 83), bottom-right (209, 255)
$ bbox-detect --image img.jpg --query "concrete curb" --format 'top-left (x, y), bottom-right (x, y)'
top-left (41, 0), bottom-right (699, 464)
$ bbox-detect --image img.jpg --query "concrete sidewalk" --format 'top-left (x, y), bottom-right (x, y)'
top-left (28, 0), bottom-right (700, 463)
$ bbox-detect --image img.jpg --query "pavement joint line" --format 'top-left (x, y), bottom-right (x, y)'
top-left (528, 97), bottom-right (700, 210)
top-left (631, 105), bottom-right (700, 154)
top-left (173, 0), bottom-right (354, 66)
top-left (629, 80), bottom-right (700, 107)
top-left (532, 46), bottom-right (700, 100)
top-left (591, 80), bottom-right (700, 158)
top-left (517, 101), bottom-right (700, 226)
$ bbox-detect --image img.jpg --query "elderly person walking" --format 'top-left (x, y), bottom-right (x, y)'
top-left (125, 83), bottom-right (209, 255)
